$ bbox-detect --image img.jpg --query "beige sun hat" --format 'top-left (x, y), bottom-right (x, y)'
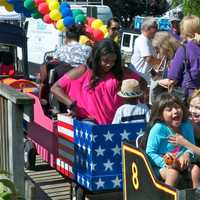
top-left (117, 79), bottom-right (143, 98)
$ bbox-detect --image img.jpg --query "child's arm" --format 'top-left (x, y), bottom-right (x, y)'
top-left (169, 134), bottom-right (200, 156)
top-left (146, 125), bottom-right (166, 168)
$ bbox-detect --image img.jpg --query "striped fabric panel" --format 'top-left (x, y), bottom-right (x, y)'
top-left (58, 136), bottom-right (74, 166)
top-left (56, 158), bottom-right (74, 179)
top-left (57, 114), bottom-right (74, 142)
top-left (57, 115), bottom-right (75, 179)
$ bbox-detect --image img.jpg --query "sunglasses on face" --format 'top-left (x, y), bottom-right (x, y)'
top-left (111, 27), bottom-right (120, 31)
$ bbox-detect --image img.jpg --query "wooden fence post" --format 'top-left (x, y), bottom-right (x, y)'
top-left (8, 100), bottom-right (24, 196)
top-left (0, 84), bottom-right (34, 197)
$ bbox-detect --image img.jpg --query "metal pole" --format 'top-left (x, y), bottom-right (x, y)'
top-left (145, 0), bottom-right (148, 16)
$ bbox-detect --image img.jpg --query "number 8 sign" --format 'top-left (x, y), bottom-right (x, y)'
top-left (132, 161), bottom-right (139, 190)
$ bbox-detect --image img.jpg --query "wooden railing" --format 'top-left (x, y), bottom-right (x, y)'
top-left (0, 83), bottom-right (34, 196)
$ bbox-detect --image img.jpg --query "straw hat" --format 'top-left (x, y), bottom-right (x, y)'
top-left (117, 79), bottom-right (143, 98)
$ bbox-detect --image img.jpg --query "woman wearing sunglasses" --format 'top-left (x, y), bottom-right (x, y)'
top-left (107, 17), bottom-right (121, 44)
top-left (169, 89), bottom-right (200, 155)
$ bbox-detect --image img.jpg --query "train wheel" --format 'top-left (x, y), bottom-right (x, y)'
top-left (24, 139), bottom-right (37, 170)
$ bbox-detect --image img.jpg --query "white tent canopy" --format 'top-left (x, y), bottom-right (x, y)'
top-left (0, 7), bottom-right (23, 21)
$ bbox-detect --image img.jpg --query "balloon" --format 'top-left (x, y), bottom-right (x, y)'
top-left (43, 14), bottom-right (53, 23)
top-left (72, 9), bottom-right (84, 18)
top-left (34, 0), bottom-right (44, 6)
top-left (91, 19), bottom-right (104, 29)
top-left (60, 2), bottom-right (70, 10)
top-left (60, 7), bottom-right (72, 17)
top-left (7, 0), bottom-right (15, 4)
top-left (49, 9), bottom-right (62, 21)
top-left (99, 25), bottom-right (108, 35)
top-left (14, 3), bottom-right (25, 13)
top-left (79, 35), bottom-right (90, 45)
top-left (85, 25), bottom-right (93, 35)
top-left (24, 0), bottom-right (36, 10)
top-left (63, 16), bottom-right (75, 27)
top-left (49, 1), bottom-right (59, 11)
top-left (32, 11), bottom-right (42, 19)
top-left (4, 3), bottom-right (14, 12)
top-left (38, 2), bottom-right (49, 15)
top-left (86, 17), bottom-right (95, 26)
top-left (56, 19), bottom-right (65, 31)
top-left (92, 29), bottom-right (104, 41)
top-left (75, 14), bottom-right (86, 24)
top-left (23, 9), bottom-right (31, 17)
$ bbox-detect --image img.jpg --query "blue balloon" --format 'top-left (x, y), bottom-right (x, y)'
top-left (14, 4), bottom-right (24, 13)
top-left (60, 7), bottom-right (72, 18)
top-left (22, 9), bottom-right (31, 17)
top-left (63, 16), bottom-right (75, 27)
top-left (60, 2), bottom-right (70, 10)
top-left (7, 0), bottom-right (16, 4)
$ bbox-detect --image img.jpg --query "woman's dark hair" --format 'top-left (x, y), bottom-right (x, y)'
top-left (107, 17), bottom-right (121, 28)
top-left (140, 92), bottom-right (188, 150)
top-left (1, 52), bottom-right (14, 65)
top-left (87, 38), bottom-right (123, 88)
top-left (65, 25), bottom-right (81, 41)
top-left (149, 92), bottom-right (188, 129)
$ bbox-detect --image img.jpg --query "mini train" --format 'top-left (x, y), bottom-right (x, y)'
top-left (1, 22), bottom-right (200, 200)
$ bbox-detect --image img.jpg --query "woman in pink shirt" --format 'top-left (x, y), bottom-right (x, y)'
top-left (51, 39), bottom-right (140, 124)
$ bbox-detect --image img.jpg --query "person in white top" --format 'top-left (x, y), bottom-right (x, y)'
top-left (112, 79), bottom-right (150, 124)
top-left (54, 25), bottom-right (92, 67)
top-left (130, 17), bottom-right (161, 84)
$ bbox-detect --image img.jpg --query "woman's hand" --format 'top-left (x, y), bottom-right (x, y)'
top-left (66, 108), bottom-right (76, 118)
top-left (168, 134), bottom-right (187, 146)
top-left (66, 101), bottom-right (77, 118)
top-left (158, 78), bottom-right (175, 89)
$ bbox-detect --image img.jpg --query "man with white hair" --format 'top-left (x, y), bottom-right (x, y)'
top-left (130, 17), bottom-right (161, 84)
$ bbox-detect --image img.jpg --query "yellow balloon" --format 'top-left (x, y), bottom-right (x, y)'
top-left (46, 0), bottom-right (51, 4)
top-left (49, 1), bottom-right (59, 11)
top-left (49, 9), bottom-right (62, 21)
top-left (4, 3), bottom-right (14, 12)
top-left (99, 25), bottom-right (108, 35)
top-left (91, 19), bottom-right (104, 30)
top-left (0, 0), bottom-right (6, 5)
top-left (79, 35), bottom-right (90, 45)
top-left (56, 19), bottom-right (65, 31)
top-left (104, 32), bottom-right (109, 38)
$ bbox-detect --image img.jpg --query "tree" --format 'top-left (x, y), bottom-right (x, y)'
top-left (104, 0), bottom-right (170, 18)
top-left (172, 0), bottom-right (200, 16)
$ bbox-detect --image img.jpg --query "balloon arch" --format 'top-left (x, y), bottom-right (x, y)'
top-left (0, 0), bottom-right (109, 42)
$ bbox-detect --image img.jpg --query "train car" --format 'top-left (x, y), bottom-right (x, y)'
top-left (2, 21), bottom-right (199, 200)
top-left (26, 92), bottom-right (146, 199)
top-left (122, 142), bottom-right (200, 200)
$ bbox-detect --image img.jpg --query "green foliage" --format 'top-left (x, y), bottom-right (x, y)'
top-left (172, 0), bottom-right (200, 17)
top-left (0, 172), bottom-right (24, 200)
